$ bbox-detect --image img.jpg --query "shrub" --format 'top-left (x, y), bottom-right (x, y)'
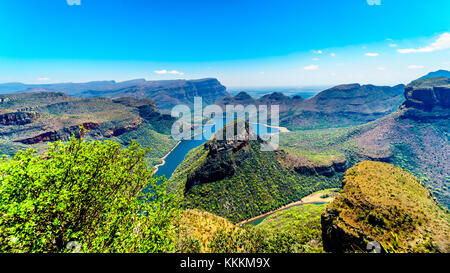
top-left (0, 133), bottom-right (179, 253)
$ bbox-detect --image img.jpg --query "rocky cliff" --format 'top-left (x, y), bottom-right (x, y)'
top-left (0, 111), bottom-right (39, 126)
top-left (185, 121), bottom-right (260, 192)
top-left (0, 92), bottom-right (160, 145)
top-left (322, 161), bottom-right (450, 253)
top-left (78, 78), bottom-right (230, 110)
top-left (400, 77), bottom-right (450, 120)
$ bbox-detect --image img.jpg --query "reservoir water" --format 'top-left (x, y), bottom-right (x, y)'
top-left (154, 118), bottom-right (280, 180)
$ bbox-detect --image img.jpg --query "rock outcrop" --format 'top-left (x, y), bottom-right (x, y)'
top-left (0, 111), bottom-right (39, 126)
top-left (400, 77), bottom-right (450, 120)
top-left (15, 122), bottom-right (100, 144)
top-left (185, 121), bottom-right (260, 192)
top-left (79, 78), bottom-right (230, 110)
top-left (322, 161), bottom-right (450, 253)
top-left (293, 158), bottom-right (347, 177)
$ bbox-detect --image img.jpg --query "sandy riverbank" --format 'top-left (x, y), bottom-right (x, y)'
top-left (152, 141), bottom-right (181, 174)
top-left (250, 122), bottom-right (290, 133)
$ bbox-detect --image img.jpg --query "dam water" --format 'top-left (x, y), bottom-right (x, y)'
top-left (154, 118), bottom-right (279, 181)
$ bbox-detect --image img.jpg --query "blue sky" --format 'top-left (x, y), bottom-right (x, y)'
top-left (0, 0), bottom-right (449, 87)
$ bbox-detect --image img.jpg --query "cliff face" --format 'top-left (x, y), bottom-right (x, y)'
top-left (293, 159), bottom-right (347, 177)
top-left (15, 122), bottom-right (100, 144)
top-left (0, 111), bottom-right (39, 126)
top-left (278, 151), bottom-right (347, 178)
top-left (185, 121), bottom-right (259, 192)
top-left (401, 82), bottom-right (450, 120)
top-left (78, 78), bottom-right (229, 110)
top-left (0, 92), bottom-right (160, 145)
top-left (321, 161), bottom-right (450, 253)
top-left (112, 97), bottom-right (176, 134)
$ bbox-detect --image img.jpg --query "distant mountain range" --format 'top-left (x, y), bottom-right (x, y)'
top-left (219, 83), bottom-right (406, 130)
top-left (419, 69), bottom-right (450, 79)
top-left (0, 78), bottom-right (230, 111)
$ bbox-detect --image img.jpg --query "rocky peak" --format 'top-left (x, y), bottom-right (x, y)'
top-left (209, 121), bottom-right (259, 154)
top-left (400, 77), bottom-right (450, 120)
top-left (185, 121), bottom-right (261, 192)
top-left (0, 111), bottom-right (39, 126)
top-left (321, 161), bottom-right (450, 253)
top-left (234, 91), bottom-right (253, 101)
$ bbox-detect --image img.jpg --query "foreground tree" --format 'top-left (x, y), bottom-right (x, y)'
top-left (0, 133), bottom-right (179, 253)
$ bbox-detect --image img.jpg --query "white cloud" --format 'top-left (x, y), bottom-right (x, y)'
top-left (37, 77), bottom-right (51, 81)
top-left (365, 53), bottom-right (379, 57)
top-left (389, 44), bottom-right (398, 47)
top-left (154, 69), bottom-right (184, 76)
top-left (67, 0), bottom-right (81, 5)
top-left (259, 72), bottom-right (265, 74)
top-left (313, 50), bottom-right (323, 54)
top-left (377, 67), bottom-right (386, 71)
top-left (407, 65), bottom-right (424, 69)
top-left (330, 53), bottom-right (335, 57)
top-left (304, 65), bottom-right (319, 70)
top-left (398, 32), bottom-right (450, 54)
top-left (312, 58), bottom-right (320, 61)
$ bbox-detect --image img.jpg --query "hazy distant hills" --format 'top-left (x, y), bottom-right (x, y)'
top-left (218, 83), bottom-right (405, 130)
top-left (0, 79), bottom-right (145, 95)
top-left (420, 69), bottom-right (450, 79)
top-left (0, 78), bottom-right (230, 111)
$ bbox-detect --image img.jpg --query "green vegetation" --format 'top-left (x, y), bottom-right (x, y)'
top-left (169, 140), bottom-right (341, 223)
top-left (254, 203), bottom-right (328, 253)
top-left (178, 205), bottom-right (331, 253)
top-left (0, 92), bottom-right (178, 169)
top-left (279, 124), bottom-right (371, 167)
top-left (323, 161), bottom-right (450, 253)
top-left (116, 121), bottom-right (178, 166)
top-left (408, 77), bottom-right (450, 88)
top-left (280, 112), bottom-right (450, 209)
top-left (0, 134), bottom-right (179, 253)
top-left (178, 209), bottom-right (238, 253)
top-left (207, 226), bottom-right (300, 253)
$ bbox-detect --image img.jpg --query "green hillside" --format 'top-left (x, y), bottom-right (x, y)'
top-left (168, 122), bottom-right (341, 223)
top-left (0, 92), bottom-right (177, 167)
top-left (323, 161), bottom-right (450, 253)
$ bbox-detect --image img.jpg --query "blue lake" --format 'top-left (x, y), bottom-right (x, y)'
top-left (154, 118), bottom-right (279, 181)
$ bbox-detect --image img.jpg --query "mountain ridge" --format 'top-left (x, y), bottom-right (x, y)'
top-left (0, 78), bottom-right (230, 111)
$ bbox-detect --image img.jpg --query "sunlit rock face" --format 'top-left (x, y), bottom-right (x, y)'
top-left (401, 79), bottom-right (450, 120)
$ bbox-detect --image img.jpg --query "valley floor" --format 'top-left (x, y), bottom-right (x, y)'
top-left (237, 188), bottom-right (339, 226)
